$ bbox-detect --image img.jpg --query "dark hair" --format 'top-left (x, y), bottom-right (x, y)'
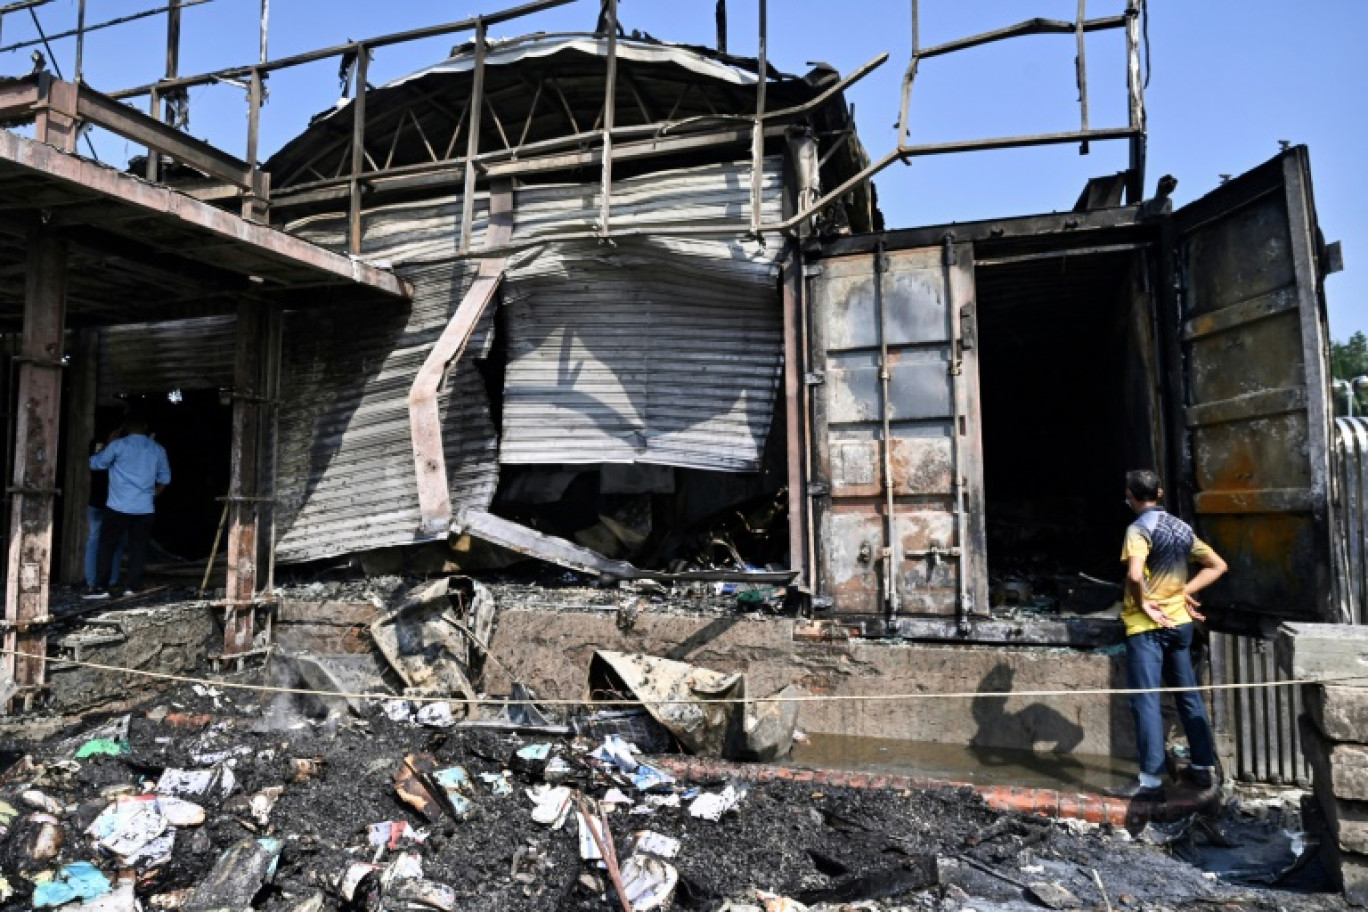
top-left (1125, 469), bottom-right (1162, 502)
top-left (123, 413), bottom-right (151, 435)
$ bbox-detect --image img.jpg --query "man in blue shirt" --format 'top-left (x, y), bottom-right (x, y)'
top-left (83, 414), bottom-right (170, 599)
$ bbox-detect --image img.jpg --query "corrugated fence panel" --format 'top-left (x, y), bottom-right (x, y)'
top-left (1210, 630), bottom-right (1310, 786)
top-left (274, 201), bottom-right (498, 564)
top-left (499, 159), bottom-right (786, 472)
top-left (1334, 416), bottom-right (1368, 625)
top-left (97, 316), bottom-right (238, 401)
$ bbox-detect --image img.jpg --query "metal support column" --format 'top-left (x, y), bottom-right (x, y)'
top-left (781, 251), bottom-right (809, 592)
top-left (458, 22), bottom-right (486, 254)
top-left (347, 44), bottom-right (369, 255)
top-left (1124, 0), bottom-right (1145, 203)
top-left (598, 1), bottom-right (617, 236)
top-left (2, 226), bottom-right (67, 712)
top-left (222, 299), bottom-right (264, 658)
top-left (58, 328), bottom-right (96, 585)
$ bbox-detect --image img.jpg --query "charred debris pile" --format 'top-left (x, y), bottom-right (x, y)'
top-left (0, 681), bottom-right (1345, 912)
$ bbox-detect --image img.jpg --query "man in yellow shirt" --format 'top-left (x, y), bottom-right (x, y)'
top-left (1106, 470), bottom-right (1228, 801)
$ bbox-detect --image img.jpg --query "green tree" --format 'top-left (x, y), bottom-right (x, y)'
top-left (1333, 331), bottom-right (1368, 380)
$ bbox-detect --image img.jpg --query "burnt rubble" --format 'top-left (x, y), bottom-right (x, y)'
top-left (0, 678), bottom-right (1353, 912)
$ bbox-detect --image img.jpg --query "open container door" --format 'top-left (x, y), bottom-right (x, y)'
top-left (808, 242), bottom-right (988, 625)
top-left (1171, 146), bottom-right (1336, 627)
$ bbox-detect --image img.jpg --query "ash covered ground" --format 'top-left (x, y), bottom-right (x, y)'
top-left (0, 681), bottom-right (1353, 912)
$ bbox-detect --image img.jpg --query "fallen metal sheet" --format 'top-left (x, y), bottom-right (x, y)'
top-left (369, 577), bottom-right (493, 715)
top-left (455, 509), bottom-right (794, 584)
top-left (587, 650), bottom-right (799, 760)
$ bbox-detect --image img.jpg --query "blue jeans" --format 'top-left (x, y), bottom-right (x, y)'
top-left (1126, 623), bottom-right (1217, 777)
top-left (85, 505), bottom-right (124, 588)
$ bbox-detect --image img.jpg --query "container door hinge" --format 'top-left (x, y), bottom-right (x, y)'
top-left (803, 264), bottom-right (824, 278)
top-left (804, 371), bottom-right (826, 386)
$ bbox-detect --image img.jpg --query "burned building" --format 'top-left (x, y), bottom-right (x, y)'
top-left (0, 0), bottom-right (1351, 797)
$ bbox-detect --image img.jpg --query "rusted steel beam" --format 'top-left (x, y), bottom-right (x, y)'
top-left (0, 129), bottom-right (410, 299)
top-left (749, 0), bottom-right (766, 233)
top-left (410, 180), bottom-right (512, 535)
top-left (108, 0), bottom-right (576, 100)
top-left (347, 45), bottom-right (369, 255)
top-left (223, 299), bottom-right (263, 656)
top-left (76, 86), bottom-right (254, 190)
top-left (781, 253), bottom-right (809, 591)
top-left (1124, 0), bottom-right (1145, 203)
top-left (598, 0), bottom-right (617, 235)
top-left (2, 226), bottom-right (67, 712)
top-left (34, 74), bottom-right (78, 154)
top-left (458, 22), bottom-right (486, 256)
top-left (914, 14), bottom-right (1126, 60)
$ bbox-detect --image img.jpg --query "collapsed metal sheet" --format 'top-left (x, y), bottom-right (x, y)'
top-left (587, 650), bottom-right (798, 761)
top-left (275, 199), bottom-right (497, 563)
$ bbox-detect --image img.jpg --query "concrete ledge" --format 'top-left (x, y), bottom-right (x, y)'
top-left (485, 608), bottom-right (1134, 757)
top-left (274, 599), bottom-right (378, 654)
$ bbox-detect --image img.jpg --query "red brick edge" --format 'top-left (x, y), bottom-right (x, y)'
top-left (652, 756), bottom-right (1214, 828)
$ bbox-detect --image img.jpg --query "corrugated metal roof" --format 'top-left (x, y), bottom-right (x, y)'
top-left (97, 315), bottom-right (237, 402)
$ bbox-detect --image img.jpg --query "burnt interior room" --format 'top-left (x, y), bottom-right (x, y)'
top-left (87, 390), bottom-right (233, 564)
top-left (974, 248), bottom-right (1159, 599)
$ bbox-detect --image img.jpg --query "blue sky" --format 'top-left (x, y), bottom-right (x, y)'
top-left (6, 1), bottom-right (1364, 337)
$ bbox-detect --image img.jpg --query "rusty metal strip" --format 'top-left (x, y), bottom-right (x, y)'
top-left (409, 180), bottom-right (512, 535)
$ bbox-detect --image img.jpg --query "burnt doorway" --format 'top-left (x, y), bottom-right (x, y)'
top-left (96, 390), bottom-right (232, 563)
top-left (975, 248), bottom-right (1160, 600)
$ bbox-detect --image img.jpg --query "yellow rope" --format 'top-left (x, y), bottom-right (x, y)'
top-left (3, 647), bottom-right (1364, 708)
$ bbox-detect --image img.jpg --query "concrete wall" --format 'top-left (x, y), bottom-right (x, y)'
top-left (484, 609), bottom-right (1136, 758)
top-left (273, 599), bottom-right (378, 654)
top-left (48, 604), bottom-right (217, 714)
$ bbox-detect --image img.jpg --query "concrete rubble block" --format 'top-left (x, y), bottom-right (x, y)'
top-left (1323, 837), bottom-right (1368, 907)
top-left (49, 606), bottom-right (216, 714)
top-left (1309, 684), bottom-right (1368, 742)
top-left (274, 600), bottom-right (380, 654)
top-left (1301, 714), bottom-right (1368, 801)
top-left (1277, 623), bottom-right (1368, 685)
top-left (1302, 715), bottom-right (1368, 854)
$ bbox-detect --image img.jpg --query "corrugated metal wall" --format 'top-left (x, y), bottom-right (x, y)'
top-left (274, 159), bottom-right (785, 561)
top-left (1209, 630), bottom-right (1311, 785)
top-left (499, 160), bottom-right (786, 472)
top-left (97, 316), bottom-right (237, 403)
top-left (275, 201), bottom-right (497, 564)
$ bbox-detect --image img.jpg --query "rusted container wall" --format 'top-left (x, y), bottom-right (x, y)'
top-left (808, 246), bottom-right (987, 617)
top-left (1175, 149), bottom-right (1335, 623)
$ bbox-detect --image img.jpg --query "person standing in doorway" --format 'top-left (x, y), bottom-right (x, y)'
top-left (1106, 469), bottom-right (1227, 801)
top-left (83, 413), bottom-right (170, 599)
top-left (84, 428), bottom-right (126, 591)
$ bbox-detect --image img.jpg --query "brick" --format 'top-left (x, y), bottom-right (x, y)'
top-left (1309, 685), bottom-right (1368, 742)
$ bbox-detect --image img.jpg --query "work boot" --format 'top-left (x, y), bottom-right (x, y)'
top-left (1104, 780), bottom-right (1165, 802)
top-left (82, 588), bottom-right (110, 600)
top-left (1182, 764), bottom-right (1219, 790)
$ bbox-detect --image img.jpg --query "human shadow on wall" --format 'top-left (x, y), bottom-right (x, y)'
top-left (969, 664), bottom-right (1091, 791)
